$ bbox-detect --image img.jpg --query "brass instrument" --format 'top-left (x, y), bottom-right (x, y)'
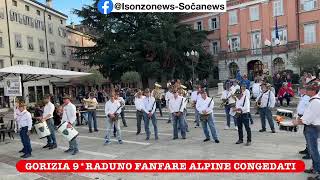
top-left (219, 94), bottom-right (237, 108)
top-left (255, 94), bottom-right (263, 108)
top-left (83, 98), bottom-right (97, 109)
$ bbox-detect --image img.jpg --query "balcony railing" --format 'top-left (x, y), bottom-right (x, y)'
top-left (214, 41), bottom-right (299, 61)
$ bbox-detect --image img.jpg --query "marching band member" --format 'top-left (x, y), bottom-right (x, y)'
top-left (42, 95), bottom-right (57, 149)
top-left (169, 89), bottom-right (186, 140)
top-left (179, 85), bottom-right (189, 132)
top-left (196, 90), bottom-right (220, 143)
top-left (62, 95), bottom-right (79, 155)
top-left (115, 91), bottom-right (127, 127)
top-left (104, 92), bottom-right (123, 145)
top-left (240, 83), bottom-right (253, 124)
top-left (296, 85), bottom-right (311, 159)
top-left (84, 92), bottom-right (99, 133)
top-left (256, 83), bottom-right (276, 133)
top-left (134, 90), bottom-right (145, 135)
top-left (152, 83), bottom-right (163, 117)
top-left (221, 82), bottom-right (237, 130)
top-left (165, 86), bottom-right (174, 123)
top-left (230, 80), bottom-right (240, 95)
top-left (293, 79), bottom-right (320, 180)
top-left (191, 85), bottom-right (202, 128)
top-left (17, 101), bottom-right (32, 158)
top-left (142, 88), bottom-right (158, 140)
top-left (233, 89), bottom-right (252, 146)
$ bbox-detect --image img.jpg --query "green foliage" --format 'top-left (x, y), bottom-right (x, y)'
top-left (291, 47), bottom-right (320, 75)
top-left (121, 71), bottom-right (141, 83)
top-left (79, 69), bottom-right (104, 85)
top-left (73, 2), bottom-right (212, 82)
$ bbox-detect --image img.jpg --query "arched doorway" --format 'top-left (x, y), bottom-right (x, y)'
top-left (247, 60), bottom-right (263, 81)
top-left (229, 62), bottom-right (239, 79)
top-left (273, 57), bottom-right (285, 74)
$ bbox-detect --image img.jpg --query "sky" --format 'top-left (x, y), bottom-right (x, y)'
top-left (38, 0), bottom-right (94, 25)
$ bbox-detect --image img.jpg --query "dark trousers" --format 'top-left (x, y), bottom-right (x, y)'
top-left (237, 113), bottom-right (252, 142)
top-left (303, 125), bottom-right (310, 154)
top-left (46, 118), bottom-right (56, 145)
top-left (156, 100), bottom-right (163, 116)
top-left (136, 111), bottom-right (144, 133)
top-left (172, 113), bottom-right (186, 139)
top-left (278, 93), bottom-right (292, 106)
top-left (259, 107), bottom-right (275, 130)
top-left (20, 127), bottom-right (32, 155)
top-left (120, 109), bottom-right (127, 126)
top-left (305, 125), bottom-right (320, 173)
top-left (88, 110), bottom-right (98, 131)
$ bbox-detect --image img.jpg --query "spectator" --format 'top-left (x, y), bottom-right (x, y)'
top-left (273, 73), bottom-right (283, 97)
top-left (252, 78), bottom-right (261, 99)
top-left (277, 82), bottom-right (295, 106)
top-left (240, 74), bottom-right (250, 90)
top-left (53, 105), bottom-right (63, 126)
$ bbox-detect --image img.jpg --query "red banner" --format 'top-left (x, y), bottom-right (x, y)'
top-left (16, 160), bottom-right (305, 173)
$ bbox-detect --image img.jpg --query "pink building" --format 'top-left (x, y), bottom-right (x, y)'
top-left (180, 0), bottom-right (320, 81)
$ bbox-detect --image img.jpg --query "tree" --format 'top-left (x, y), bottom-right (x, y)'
top-left (121, 71), bottom-right (141, 88)
top-left (79, 69), bottom-right (105, 86)
top-left (73, 1), bottom-right (212, 86)
top-left (291, 47), bottom-right (320, 77)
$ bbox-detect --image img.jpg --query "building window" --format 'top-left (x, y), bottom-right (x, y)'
top-left (304, 24), bottom-right (316, 44)
top-left (12, 0), bottom-right (17, 7)
top-left (271, 28), bottom-right (287, 45)
top-left (51, 63), bottom-right (56, 69)
top-left (49, 42), bottom-right (55, 55)
top-left (273, 0), bottom-right (284, 17)
top-left (301, 0), bottom-right (317, 11)
top-left (27, 36), bottom-right (34, 50)
top-left (36, 10), bottom-right (41, 16)
top-left (48, 23), bottom-right (53, 34)
top-left (29, 61), bottom-right (35, 66)
top-left (229, 36), bottom-right (240, 52)
top-left (251, 31), bottom-right (262, 54)
top-left (38, 39), bottom-right (45, 52)
top-left (25, 5), bottom-right (29, 11)
top-left (209, 17), bottom-right (219, 30)
top-left (229, 10), bottom-right (238, 25)
top-left (195, 21), bottom-right (202, 31)
top-left (15, 34), bottom-right (22, 48)
top-left (0, 36), bottom-right (3, 48)
top-left (17, 60), bottom-right (23, 65)
top-left (48, 14), bottom-right (51, 20)
top-left (39, 62), bottom-right (45, 67)
top-left (212, 41), bottom-right (220, 55)
top-left (28, 87), bottom-right (35, 103)
top-left (61, 45), bottom-right (66, 56)
top-left (250, 6), bottom-right (260, 21)
top-left (60, 19), bottom-right (63, 24)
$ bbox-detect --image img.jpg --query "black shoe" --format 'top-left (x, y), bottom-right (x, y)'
top-left (308, 175), bottom-right (320, 180)
top-left (72, 150), bottom-right (79, 155)
top-left (21, 154), bottom-right (31, 158)
top-left (145, 137), bottom-right (150, 140)
top-left (94, 129), bottom-right (99, 132)
top-left (173, 137), bottom-right (178, 140)
top-left (155, 137), bottom-right (159, 140)
top-left (259, 129), bottom-right (266, 132)
top-left (182, 137), bottom-right (186, 139)
top-left (303, 155), bottom-right (311, 159)
top-left (113, 134), bottom-right (116, 137)
top-left (299, 149), bottom-right (308, 154)
top-left (245, 142), bottom-right (251, 146)
top-left (19, 149), bottom-right (24, 153)
top-left (49, 144), bottom-right (57, 150)
top-left (167, 120), bottom-right (171, 123)
top-left (271, 129), bottom-right (276, 133)
top-left (236, 140), bottom-right (243, 144)
top-left (203, 138), bottom-right (210, 142)
top-left (215, 139), bottom-right (220, 143)
top-left (89, 130), bottom-right (93, 133)
top-left (305, 169), bottom-right (315, 174)
top-left (136, 132), bottom-right (140, 135)
top-left (64, 149), bottom-right (73, 153)
top-left (123, 125), bottom-right (128, 127)
top-left (42, 144), bottom-right (50, 148)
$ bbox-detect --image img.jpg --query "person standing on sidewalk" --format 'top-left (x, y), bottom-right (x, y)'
top-left (42, 95), bottom-right (57, 150)
top-left (293, 79), bottom-right (320, 180)
top-left (152, 83), bottom-right (163, 117)
top-left (169, 89), bottom-right (186, 140)
top-left (191, 85), bottom-right (202, 128)
top-left (134, 90), bottom-right (145, 135)
top-left (165, 86), bottom-right (174, 123)
top-left (142, 88), bottom-right (158, 141)
top-left (17, 101), bottom-right (32, 158)
top-left (256, 83), bottom-right (276, 133)
top-left (221, 82), bottom-right (237, 130)
top-left (196, 90), bottom-right (220, 143)
top-left (84, 92), bottom-right (98, 133)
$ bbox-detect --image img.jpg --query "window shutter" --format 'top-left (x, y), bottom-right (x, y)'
top-left (300, 2), bottom-right (304, 11)
top-left (194, 23), bottom-right (197, 30)
top-left (216, 17), bottom-right (220, 29)
top-left (314, 0), bottom-right (317, 9)
top-left (208, 19), bottom-right (212, 30)
top-left (217, 41), bottom-right (220, 54)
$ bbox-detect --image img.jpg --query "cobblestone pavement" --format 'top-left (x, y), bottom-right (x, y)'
top-left (0, 115), bottom-right (313, 180)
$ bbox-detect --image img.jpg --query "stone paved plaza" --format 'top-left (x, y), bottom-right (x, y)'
top-left (0, 114), bottom-right (313, 180)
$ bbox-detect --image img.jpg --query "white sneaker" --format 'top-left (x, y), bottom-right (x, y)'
top-left (234, 127), bottom-right (238, 131)
top-left (224, 126), bottom-right (230, 130)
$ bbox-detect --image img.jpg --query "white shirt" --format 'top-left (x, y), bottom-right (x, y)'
top-left (14, 107), bottom-right (20, 120)
top-left (62, 102), bottom-right (77, 124)
top-left (301, 95), bottom-right (320, 125)
top-left (105, 100), bottom-right (121, 115)
top-left (196, 97), bottom-right (214, 115)
top-left (43, 102), bottom-right (55, 119)
top-left (134, 96), bottom-right (145, 111)
top-left (231, 85), bottom-right (240, 94)
top-left (243, 89), bottom-right (251, 99)
top-left (142, 96), bottom-right (156, 114)
top-left (296, 94), bottom-right (310, 116)
top-left (235, 95), bottom-right (250, 113)
top-left (169, 96), bottom-right (185, 113)
top-left (117, 97), bottom-right (125, 111)
top-left (16, 110), bottom-right (32, 130)
top-left (165, 91), bottom-right (173, 102)
top-left (220, 90), bottom-right (231, 100)
top-left (252, 83), bottom-right (261, 98)
top-left (256, 90), bottom-right (275, 108)
top-left (191, 91), bottom-right (201, 102)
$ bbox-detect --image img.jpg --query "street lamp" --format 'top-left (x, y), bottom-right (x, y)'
top-left (185, 50), bottom-right (199, 83)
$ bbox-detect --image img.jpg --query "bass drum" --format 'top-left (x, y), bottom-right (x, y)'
top-left (57, 121), bottom-right (79, 141)
top-left (34, 121), bottom-right (51, 139)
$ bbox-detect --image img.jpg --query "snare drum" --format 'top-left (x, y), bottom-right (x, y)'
top-left (275, 109), bottom-right (297, 132)
top-left (57, 121), bottom-right (79, 141)
top-left (34, 121), bottom-right (51, 139)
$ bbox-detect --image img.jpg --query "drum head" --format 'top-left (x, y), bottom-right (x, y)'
top-left (62, 129), bottom-right (69, 136)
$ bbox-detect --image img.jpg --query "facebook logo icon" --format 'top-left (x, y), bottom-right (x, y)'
top-left (97, 0), bottom-right (114, 14)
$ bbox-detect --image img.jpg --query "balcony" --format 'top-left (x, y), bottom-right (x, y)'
top-left (215, 41), bottom-right (299, 61)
